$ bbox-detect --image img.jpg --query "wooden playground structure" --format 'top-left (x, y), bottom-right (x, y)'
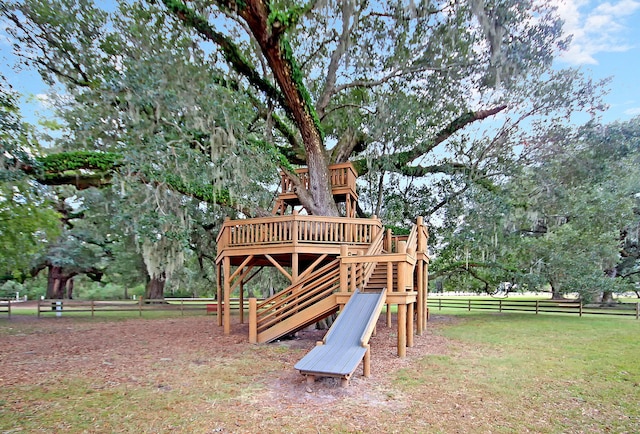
top-left (214, 162), bottom-right (429, 384)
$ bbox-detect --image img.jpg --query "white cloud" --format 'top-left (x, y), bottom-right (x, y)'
top-left (555, 0), bottom-right (640, 65)
top-left (624, 107), bottom-right (640, 116)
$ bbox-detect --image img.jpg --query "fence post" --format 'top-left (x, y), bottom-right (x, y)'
top-left (468, 299), bottom-right (471, 312)
top-left (37, 299), bottom-right (41, 318)
top-left (499, 299), bottom-right (502, 313)
top-left (139, 297), bottom-right (143, 317)
top-left (579, 301), bottom-right (583, 317)
top-left (91, 300), bottom-right (95, 318)
top-left (7, 300), bottom-right (10, 319)
top-left (636, 302), bottom-right (639, 320)
top-left (180, 299), bottom-right (184, 316)
top-left (438, 298), bottom-right (442, 311)
top-left (535, 300), bottom-right (539, 315)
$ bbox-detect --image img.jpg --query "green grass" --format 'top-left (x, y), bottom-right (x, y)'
top-left (2, 311), bottom-right (638, 433)
top-left (394, 313), bottom-right (640, 432)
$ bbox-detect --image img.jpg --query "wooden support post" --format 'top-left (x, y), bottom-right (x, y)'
top-left (387, 262), bottom-right (393, 293)
top-left (397, 304), bottom-right (407, 358)
top-left (292, 253), bottom-right (299, 284)
top-left (340, 245), bottom-right (349, 292)
top-left (292, 210), bottom-right (299, 245)
top-left (382, 228), bottom-right (389, 252)
top-left (386, 303), bottom-right (392, 327)
top-left (223, 257), bottom-right (231, 335)
top-left (579, 301), bottom-right (583, 317)
top-left (37, 299), bottom-right (40, 318)
top-left (91, 300), bottom-right (95, 318)
top-left (407, 302), bottom-right (414, 348)
top-left (249, 298), bottom-right (257, 343)
top-left (307, 375), bottom-right (315, 385)
top-left (423, 261), bottom-right (429, 330)
top-left (416, 261), bottom-right (424, 335)
top-left (216, 263), bottom-right (222, 327)
top-left (363, 344), bottom-right (371, 377)
top-left (239, 281), bottom-right (244, 324)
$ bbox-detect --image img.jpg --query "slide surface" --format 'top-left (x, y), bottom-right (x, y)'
top-left (294, 289), bottom-right (386, 377)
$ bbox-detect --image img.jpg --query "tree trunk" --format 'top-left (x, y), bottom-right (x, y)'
top-left (238, 1), bottom-right (339, 217)
top-left (46, 265), bottom-right (77, 299)
top-left (549, 280), bottom-right (564, 300)
top-left (145, 273), bottom-right (166, 300)
top-left (600, 291), bottom-right (614, 305)
top-left (66, 277), bottom-right (74, 299)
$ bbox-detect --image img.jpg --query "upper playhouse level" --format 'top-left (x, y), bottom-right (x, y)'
top-left (272, 162), bottom-right (359, 217)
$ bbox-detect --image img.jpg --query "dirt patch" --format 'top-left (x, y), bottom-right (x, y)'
top-left (0, 312), bottom-right (451, 390)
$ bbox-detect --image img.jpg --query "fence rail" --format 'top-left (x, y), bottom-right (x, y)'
top-left (33, 298), bottom-right (250, 318)
top-left (0, 300), bottom-right (11, 318)
top-left (427, 297), bottom-right (640, 319)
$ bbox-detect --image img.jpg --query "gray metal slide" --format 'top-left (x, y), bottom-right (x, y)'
top-left (294, 288), bottom-right (387, 380)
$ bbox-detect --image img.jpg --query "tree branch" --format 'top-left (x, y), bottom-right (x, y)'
top-left (161, 0), bottom-right (288, 116)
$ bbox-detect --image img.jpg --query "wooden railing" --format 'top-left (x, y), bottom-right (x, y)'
top-left (278, 162), bottom-right (357, 196)
top-left (217, 213), bottom-right (382, 254)
top-left (250, 259), bottom-right (342, 342)
top-left (246, 219), bottom-right (428, 343)
top-left (341, 223), bottom-right (419, 294)
top-left (339, 229), bottom-right (386, 292)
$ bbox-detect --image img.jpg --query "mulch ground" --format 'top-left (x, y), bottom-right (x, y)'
top-left (0, 304), bottom-right (451, 396)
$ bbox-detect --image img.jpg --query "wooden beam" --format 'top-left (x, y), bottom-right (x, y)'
top-left (416, 261), bottom-right (424, 335)
top-left (292, 252), bottom-right (299, 283)
top-left (407, 302), bottom-right (414, 348)
top-left (265, 254), bottom-right (292, 281)
top-left (298, 254), bottom-right (328, 281)
top-left (230, 265), bottom-right (255, 293)
top-left (230, 255), bottom-right (254, 281)
top-left (223, 257), bottom-right (231, 334)
top-left (216, 263), bottom-right (222, 327)
top-left (397, 304), bottom-right (407, 357)
top-left (249, 298), bottom-right (257, 343)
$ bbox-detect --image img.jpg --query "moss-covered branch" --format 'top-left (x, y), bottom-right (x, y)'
top-left (161, 0), bottom-right (289, 117)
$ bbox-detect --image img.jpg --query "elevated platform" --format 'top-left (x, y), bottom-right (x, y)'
top-left (216, 213), bottom-right (382, 266)
top-left (272, 162), bottom-right (358, 217)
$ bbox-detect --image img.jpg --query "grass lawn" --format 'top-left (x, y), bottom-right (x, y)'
top-left (397, 313), bottom-right (640, 432)
top-left (1, 312), bottom-right (638, 433)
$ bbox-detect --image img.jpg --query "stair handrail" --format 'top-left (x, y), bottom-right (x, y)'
top-left (358, 228), bottom-right (386, 289)
top-left (254, 259), bottom-right (341, 331)
top-left (406, 223), bottom-right (418, 255)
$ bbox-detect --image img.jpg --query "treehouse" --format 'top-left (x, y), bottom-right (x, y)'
top-left (215, 162), bottom-right (429, 377)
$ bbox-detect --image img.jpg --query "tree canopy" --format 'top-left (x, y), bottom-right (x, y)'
top-left (3, 0), bottom-right (604, 221)
top-left (2, 0), bottom-right (630, 301)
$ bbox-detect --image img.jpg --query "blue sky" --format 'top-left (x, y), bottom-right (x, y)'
top-left (553, 0), bottom-right (640, 122)
top-left (1, 0), bottom-right (639, 125)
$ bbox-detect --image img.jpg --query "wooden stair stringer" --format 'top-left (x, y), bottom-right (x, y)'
top-left (256, 296), bottom-right (339, 343)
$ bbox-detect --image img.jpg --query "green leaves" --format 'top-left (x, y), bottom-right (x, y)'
top-left (38, 151), bottom-right (122, 173)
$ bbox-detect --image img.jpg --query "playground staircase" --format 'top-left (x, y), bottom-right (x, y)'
top-left (250, 229), bottom-right (387, 344)
top-left (250, 259), bottom-right (342, 343)
top-left (365, 262), bottom-right (398, 292)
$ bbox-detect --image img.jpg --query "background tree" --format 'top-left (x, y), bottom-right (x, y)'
top-left (432, 117), bottom-right (640, 302)
top-left (0, 76), bottom-right (60, 282)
